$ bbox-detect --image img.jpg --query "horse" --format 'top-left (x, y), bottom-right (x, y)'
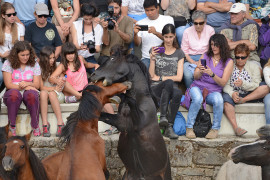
top-left (42, 81), bottom-right (130, 180)
top-left (229, 125), bottom-right (270, 180)
top-left (1, 133), bottom-right (48, 180)
top-left (90, 45), bottom-right (172, 179)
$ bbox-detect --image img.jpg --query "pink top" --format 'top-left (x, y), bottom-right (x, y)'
top-left (181, 25), bottom-right (215, 56)
top-left (66, 59), bottom-right (88, 91)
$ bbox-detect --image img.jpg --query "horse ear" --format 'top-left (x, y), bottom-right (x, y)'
top-left (5, 122), bottom-right (10, 140)
top-left (25, 131), bottom-right (32, 142)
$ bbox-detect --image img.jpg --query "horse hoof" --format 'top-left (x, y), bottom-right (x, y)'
top-left (122, 81), bottom-right (132, 90)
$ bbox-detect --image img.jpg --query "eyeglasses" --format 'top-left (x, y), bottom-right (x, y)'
top-left (5, 12), bottom-right (17, 17)
top-left (235, 56), bottom-right (248, 60)
top-left (194, 21), bottom-right (204, 26)
top-left (38, 14), bottom-right (49, 18)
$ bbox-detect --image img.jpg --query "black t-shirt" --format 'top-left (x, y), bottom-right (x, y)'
top-left (25, 22), bottom-right (62, 57)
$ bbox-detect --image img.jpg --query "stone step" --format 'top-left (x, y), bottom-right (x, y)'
top-left (0, 102), bottom-right (266, 136)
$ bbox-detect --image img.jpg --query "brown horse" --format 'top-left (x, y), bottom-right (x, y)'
top-left (91, 46), bottom-right (172, 179)
top-left (42, 81), bottom-right (129, 180)
top-left (2, 133), bottom-right (48, 180)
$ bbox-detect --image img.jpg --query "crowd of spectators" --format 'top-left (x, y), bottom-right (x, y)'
top-left (0, 0), bottom-right (269, 139)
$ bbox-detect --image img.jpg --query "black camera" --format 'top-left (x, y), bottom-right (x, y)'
top-left (84, 40), bottom-right (95, 53)
top-left (262, 16), bottom-right (270, 24)
top-left (106, 6), bottom-right (117, 30)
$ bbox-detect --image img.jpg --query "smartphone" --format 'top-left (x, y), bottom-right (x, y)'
top-left (156, 47), bottom-right (165, 53)
top-left (201, 59), bottom-right (206, 68)
top-left (138, 25), bottom-right (148, 31)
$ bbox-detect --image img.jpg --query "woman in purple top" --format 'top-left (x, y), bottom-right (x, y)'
top-left (186, 34), bottom-right (234, 139)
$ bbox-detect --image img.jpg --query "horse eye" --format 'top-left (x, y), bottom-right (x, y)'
top-left (20, 145), bottom-right (24, 149)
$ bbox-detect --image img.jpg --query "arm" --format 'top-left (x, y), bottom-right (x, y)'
top-left (71, 23), bottom-right (82, 50)
top-left (244, 4), bottom-right (253, 19)
top-left (101, 19), bottom-right (110, 46)
top-left (197, 2), bottom-right (217, 14)
top-left (81, 56), bottom-right (99, 69)
top-left (50, 0), bottom-right (64, 26)
top-left (149, 26), bottom-right (163, 40)
top-left (67, 0), bottom-right (80, 26)
top-left (20, 36), bottom-right (24, 41)
top-left (134, 24), bottom-right (142, 46)
top-left (242, 63), bottom-right (262, 91)
top-left (223, 76), bottom-right (235, 97)
top-left (121, 6), bottom-right (129, 16)
top-left (49, 64), bottom-right (65, 84)
top-left (40, 80), bottom-right (56, 91)
top-left (194, 55), bottom-right (205, 80)
top-left (188, 0), bottom-right (196, 10)
top-left (264, 67), bottom-right (270, 88)
top-left (204, 0), bottom-right (233, 12)
top-left (55, 46), bottom-right (61, 59)
top-left (181, 31), bottom-right (198, 64)
top-left (161, 0), bottom-right (170, 10)
top-left (3, 72), bottom-right (21, 90)
top-left (117, 18), bottom-right (133, 43)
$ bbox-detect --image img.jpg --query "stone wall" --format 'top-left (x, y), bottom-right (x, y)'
top-left (29, 135), bottom-right (257, 180)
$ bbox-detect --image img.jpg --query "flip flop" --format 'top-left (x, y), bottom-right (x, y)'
top-left (234, 127), bottom-right (247, 136)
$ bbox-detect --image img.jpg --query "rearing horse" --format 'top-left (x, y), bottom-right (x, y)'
top-left (91, 46), bottom-right (172, 179)
top-left (42, 81), bottom-right (129, 180)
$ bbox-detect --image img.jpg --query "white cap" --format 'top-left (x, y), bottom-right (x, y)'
top-left (229, 3), bottom-right (246, 13)
top-left (35, 3), bottom-right (49, 15)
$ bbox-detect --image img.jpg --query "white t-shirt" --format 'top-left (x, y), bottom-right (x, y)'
top-left (73, 20), bottom-right (103, 58)
top-left (0, 23), bottom-right (25, 61)
top-left (137, 15), bottom-right (174, 59)
top-left (122, 0), bottom-right (145, 15)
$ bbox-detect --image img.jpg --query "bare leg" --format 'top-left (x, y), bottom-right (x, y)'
top-left (103, 103), bottom-right (114, 114)
top-left (40, 90), bottom-right (49, 126)
top-left (241, 85), bottom-right (270, 103)
top-left (48, 91), bottom-right (64, 125)
top-left (224, 102), bottom-right (238, 130)
top-left (63, 81), bottom-right (82, 99)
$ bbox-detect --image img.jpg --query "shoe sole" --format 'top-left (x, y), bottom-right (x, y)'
top-left (159, 121), bottom-right (168, 128)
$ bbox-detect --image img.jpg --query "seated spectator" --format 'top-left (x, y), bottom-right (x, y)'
top-left (39, 46), bottom-right (65, 137)
top-left (2, 41), bottom-right (41, 136)
top-left (149, 24), bottom-right (184, 139)
top-left (223, 43), bottom-right (269, 136)
top-left (181, 10), bottom-right (215, 88)
top-left (100, 0), bottom-right (133, 57)
top-left (25, 3), bottom-right (62, 60)
top-left (0, 2), bottom-right (25, 90)
top-left (122, 0), bottom-right (146, 23)
top-left (161, 0), bottom-right (196, 45)
top-left (184, 34), bottom-right (234, 139)
top-left (197, 0), bottom-right (235, 32)
top-left (5, 0), bottom-right (45, 27)
top-left (50, 0), bottom-right (80, 43)
top-left (134, 0), bottom-right (174, 69)
top-left (71, 3), bottom-right (103, 74)
top-left (240, 0), bottom-right (270, 20)
top-left (49, 42), bottom-right (98, 103)
top-left (263, 58), bottom-right (270, 124)
top-left (220, 3), bottom-right (261, 68)
top-left (259, 15), bottom-right (270, 68)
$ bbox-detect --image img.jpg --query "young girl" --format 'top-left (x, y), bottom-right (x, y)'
top-left (39, 46), bottom-right (65, 137)
top-left (50, 42), bottom-right (99, 102)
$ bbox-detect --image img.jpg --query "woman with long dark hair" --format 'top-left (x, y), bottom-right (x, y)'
top-left (184, 34), bottom-right (234, 139)
top-left (149, 24), bottom-right (184, 139)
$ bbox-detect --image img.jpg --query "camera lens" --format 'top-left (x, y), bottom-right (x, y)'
top-left (108, 20), bottom-right (115, 30)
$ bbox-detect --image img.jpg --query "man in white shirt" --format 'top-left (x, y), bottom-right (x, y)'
top-left (134, 0), bottom-right (174, 69)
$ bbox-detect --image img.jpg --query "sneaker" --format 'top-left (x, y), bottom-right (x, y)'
top-left (186, 128), bottom-right (196, 139)
top-left (56, 124), bottom-right (64, 137)
top-left (33, 127), bottom-right (41, 137)
top-left (205, 129), bottom-right (218, 139)
top-left (65, 96), bottom-right (77, 103)
top-left (43, 123), bottom-right (51, 137)
top-left (10, 126), bottom-right (16, 136)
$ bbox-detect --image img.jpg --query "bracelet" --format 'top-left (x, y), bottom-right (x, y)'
top-left (159, 76), bottom-right (163, 81)
top-left (211, 73), bottom-right (215, 78)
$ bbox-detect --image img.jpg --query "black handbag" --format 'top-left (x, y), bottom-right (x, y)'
top-left (193, 108), bottom-right (212, 137)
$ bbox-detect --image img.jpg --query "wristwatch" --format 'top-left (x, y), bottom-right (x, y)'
top-left (211, 73), bottom-right (215, 78)
top-left (159, 76), bottom-right (163, 81)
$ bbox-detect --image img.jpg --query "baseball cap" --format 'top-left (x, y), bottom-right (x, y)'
top-left (229, 3), bottom-right (246, 13)
top-left (35, 3), bottom-right (49, 15)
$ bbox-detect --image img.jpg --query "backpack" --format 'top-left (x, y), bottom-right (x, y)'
top-left (193, 108), bottom-right (212, 137)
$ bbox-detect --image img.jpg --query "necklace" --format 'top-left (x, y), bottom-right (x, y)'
top-left (213, 56), bottom-right (220, 64)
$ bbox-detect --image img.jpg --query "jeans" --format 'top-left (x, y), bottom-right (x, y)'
top-left (186, 86), bottom-right (224, 130)
top-left (20, 19), bottom-right (36, 28)
top-left (85, 56), bottom-right (97, 74)
top-left (141, 58), bottom-right (150, 70)
top-left (264, 93), bottom-right (270, 124)
top-left (0, 61), bottom-right (3, 87)
top-left (183, 54), bottom-right (202, 88)
top-left (175, 23), bottom-right (191, 46)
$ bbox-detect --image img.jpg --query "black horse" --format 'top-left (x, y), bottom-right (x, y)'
top-left (91, 46), bottom-right (171, 180)
top-left (229, 125), bottom-right (270, 180)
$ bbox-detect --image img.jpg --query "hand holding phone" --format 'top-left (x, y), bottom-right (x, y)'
top-left (200, 59), bottom-right (206, 68)
top-left (155, 47), bottom-right (165, 53)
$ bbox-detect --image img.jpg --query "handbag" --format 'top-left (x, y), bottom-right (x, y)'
top-left (193, 107), bottom-right (212, 137)
top-left (173, 111), bottom-right (186, 135)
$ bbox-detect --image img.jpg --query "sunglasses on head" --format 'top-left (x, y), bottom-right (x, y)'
top-left (235, 56), bottom-right (248, 60)
top-left (5, 12), bottom-right (17, 17)
top-left (194, 21), bottom-right (204, 25)
top-left (38, 14), bottom-right (49, 18)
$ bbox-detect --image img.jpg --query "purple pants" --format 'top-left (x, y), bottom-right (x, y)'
top-left (3, 89), bottom-right (40, 128)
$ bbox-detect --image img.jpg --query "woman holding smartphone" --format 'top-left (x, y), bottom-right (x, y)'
top-left (184, 34), bottom-right (233, 139)
top-left (149, 24), bottom-right (184, 139)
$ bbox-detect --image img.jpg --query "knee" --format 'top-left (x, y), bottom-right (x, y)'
top-left (40, 90), bottom-right (48, 98)
top-left (212, 93), bottom-right (224, 106)
top-left (9, 89), bottom-right (21, 102)
top-left (25, 91), bottom-right (39, 105)
top-left (190, 87), bottom-right (203, 104)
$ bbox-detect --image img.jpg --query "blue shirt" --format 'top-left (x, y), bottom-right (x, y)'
top-left (197, 0), bottom-right (235, 27)
top-left (5, 0), bottom-right (45, 21)
top-left (240, 0), bottom-right (270, 19)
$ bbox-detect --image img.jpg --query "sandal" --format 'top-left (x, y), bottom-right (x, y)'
top-left (234, 127), bottom-right (247, 136)
top-left (102, 126), bottom-right (119, 135)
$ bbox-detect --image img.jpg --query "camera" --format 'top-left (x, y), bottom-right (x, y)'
top-left (84, 40), bottom-right (95, 53)
top-left (261, 16), bottom-right (270, 24)
top-left (105, 6), bottom-right (117, 30)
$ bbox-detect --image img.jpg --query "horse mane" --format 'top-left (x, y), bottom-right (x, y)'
top-left (60, 85), bottom-right (103, 144)
top-left (6, 136), bottom-right (48, 180)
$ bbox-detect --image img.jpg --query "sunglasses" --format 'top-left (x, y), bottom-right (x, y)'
top-left (194, 21), bottom-right (204, 25)
top-left (235, 56), bottom-right (248, 60)
top-left (5, 12), bottom-right (17, 17)
top-left (38, 14), bottom-right (49, 18)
